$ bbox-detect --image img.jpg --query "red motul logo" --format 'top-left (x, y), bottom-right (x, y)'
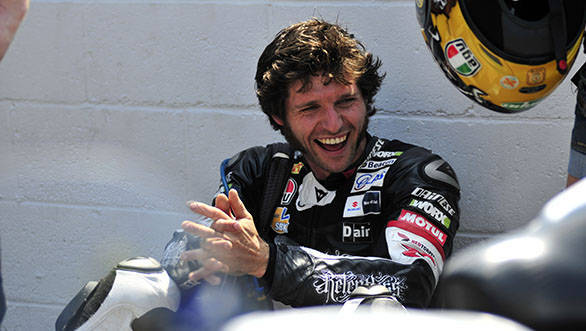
top-left (398, 210), bottom-right (446, 245)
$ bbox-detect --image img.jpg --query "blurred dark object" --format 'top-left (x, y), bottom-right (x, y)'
top-left (439, 179), bottom-right (586, 330)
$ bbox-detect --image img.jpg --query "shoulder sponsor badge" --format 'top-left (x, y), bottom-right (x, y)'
top-left (271, 207), bottom-right (290, 234)
top-left (388, 209), bottom-right (447, 252)
top-left (409, 199), bottom-right (451, 229)
top-left (291, 162), bottom-right (304, 174)
top-left (411, 187), bottom-right (456, 216)
top-left (280, 178), bottom-right (297, 205)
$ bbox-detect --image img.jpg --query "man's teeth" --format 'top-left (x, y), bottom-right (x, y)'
top-left (318, 135), bottom-right (347, 145)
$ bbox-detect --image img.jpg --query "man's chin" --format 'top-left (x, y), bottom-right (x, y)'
top-left (314, 155), bottom-right (353, 174)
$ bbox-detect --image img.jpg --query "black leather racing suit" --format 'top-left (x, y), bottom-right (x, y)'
top-left (218, 134), bottom-right (460, 308)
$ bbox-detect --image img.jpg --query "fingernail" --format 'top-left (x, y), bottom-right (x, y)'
top-left (187, 201), bottom-right (201, 210)
top-left (181, 220), bottom-right (192, 229)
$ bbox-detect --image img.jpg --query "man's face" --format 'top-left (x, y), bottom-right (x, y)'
top-left (273, 75), bottom-right (368, 179)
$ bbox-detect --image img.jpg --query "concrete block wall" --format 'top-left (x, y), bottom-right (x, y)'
top-left (0, 0), bottom-right (580, 329)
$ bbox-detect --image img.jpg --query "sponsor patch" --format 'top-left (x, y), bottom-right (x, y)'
top-left (358, 158), bottom-right (398, 170)
top-left (343, 191), bottom-right (381, 218)
top-left (445, 38), bottom-right (481, 77)
top-left (409, 199), bottom-right (451, 229)
top-left (280, 178), bottom-right (297, 205)
top-left (343, 195), bottom-right (364, 218)
top-left (291, 162), bottom-right (304, 175)
top-left (371, 151), bottom-right (403, 159)
top-left (351, 167), bottom-right (389, 193)
top-left (363, 191), bottom-right (381, 214)
top-left (271, 207), bottom-right (290, 234)
top-left (296, 173), bottom-right (336, 211)
top-left (311, 269), bottom-right (407, 304)
top-left (501, 99), bottom-right (542, 112)
top-left (527, 67), bottom-right (546, 85)
top-left (500, 76), bottom-right (519, 89)
top-left (342, 222), bottom-right (372, 243)
top-left (411, 187), bottom-right (456, 216)
top-left (366, 139), bottom-right (385, 159)
top-left (385, 227), bottom-right (444, 282)
top-left (392, 209), bottom-right (447, 248)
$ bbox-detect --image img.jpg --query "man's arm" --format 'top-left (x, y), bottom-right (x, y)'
top-left (0, 0), bottom-right (29, 62)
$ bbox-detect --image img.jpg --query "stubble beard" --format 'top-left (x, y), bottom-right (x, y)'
top-left (279, 116), bottom-right (370, 175)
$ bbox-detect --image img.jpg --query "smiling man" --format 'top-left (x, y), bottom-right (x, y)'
top-left (177, 19), bottom-right (461, 311)
top-left (57, 18), bottom-right (463, 331)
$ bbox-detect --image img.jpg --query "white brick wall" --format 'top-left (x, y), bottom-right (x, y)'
top-left (0, 0), bottom-right (580, 329)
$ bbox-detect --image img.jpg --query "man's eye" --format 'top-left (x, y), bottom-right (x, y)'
top-left (300, 105), bottom-right (318, 112)
top-left (338, 97), bottom-right (356, 106)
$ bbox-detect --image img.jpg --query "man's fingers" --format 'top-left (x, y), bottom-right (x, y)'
top-left (206, 237), bottom-right (233, 250)
top-left (182, 220), bottom-right (219, 238)
top-left (181, 248), bottom-right (206, 262)
top-left (204, 274), bottom-right (222, 286)
top-left (214, 194), bottom-right (233, 218)
top-left (187, 200), bottom-right (230, 222)
top-left (211, 219), bottom-right (240, 234)
top-left (187, 258), bottom-right (229, 286)
top-left (228, 189), bottom-right (252, 220)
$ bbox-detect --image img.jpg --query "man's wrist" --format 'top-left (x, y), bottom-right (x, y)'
top-left (251, 240), bottom-right (270, 278)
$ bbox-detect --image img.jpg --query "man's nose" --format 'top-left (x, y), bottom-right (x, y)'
top-left (320, 105), bottom-right (343, 133)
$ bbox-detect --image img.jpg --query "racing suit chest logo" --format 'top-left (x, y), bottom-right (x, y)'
top-left (296, 173), bottom-right (336, 211)
top-left (342, 222), bottom-right (373, 243)
top-left (351, 167), bottom-right (389, 193)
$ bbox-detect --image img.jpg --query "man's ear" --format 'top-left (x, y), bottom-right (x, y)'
top-left (271, 115), bottom-right (284, 126)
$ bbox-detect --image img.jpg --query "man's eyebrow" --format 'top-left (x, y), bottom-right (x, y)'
top-left (293, 100), bottom-right (319, 110)
top-left (339, 91), bottom-right (356, 98)
top-left (336, 91), bottom-right (358, 101)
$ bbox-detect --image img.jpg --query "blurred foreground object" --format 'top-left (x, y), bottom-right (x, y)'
top-left (0, 0), bottom-right (30, 324)
top-left (0, 0), bottom-right (29, 61)
top-left (439, 178), bottom-right (586, 329)
top-left (55, 257), bottom-right (180, 331)
top-left (223, 304), bottom-right (529, 331)
top-left (416, 0), bottom-right (585, 113)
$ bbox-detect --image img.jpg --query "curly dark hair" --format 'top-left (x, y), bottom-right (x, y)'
top-left (255, 19), bottom-right (385, 131)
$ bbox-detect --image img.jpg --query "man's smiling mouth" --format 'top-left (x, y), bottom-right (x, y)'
top-left (315, 134), bottom-right (348, 152)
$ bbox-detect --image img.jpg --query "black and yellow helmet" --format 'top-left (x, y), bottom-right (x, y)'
top-left (416, 0), bottom-right (586, 113)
